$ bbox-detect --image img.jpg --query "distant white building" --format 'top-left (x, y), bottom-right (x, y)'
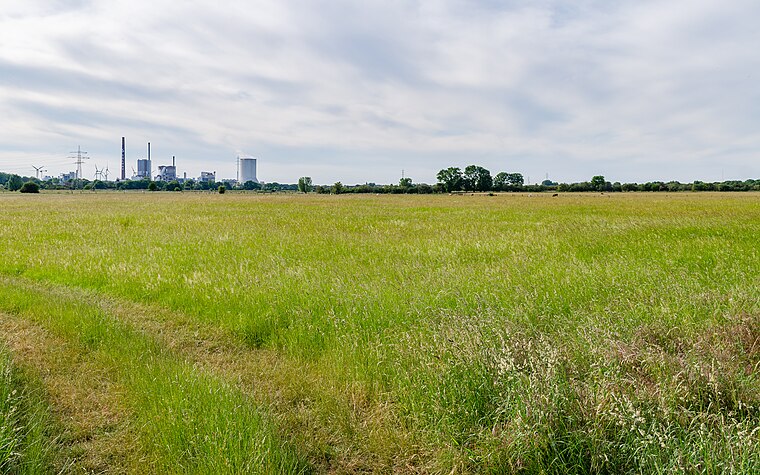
top-left (199, 171), bottom-right (216, 183)
top-left (237, 156), bottom-right (258, 184)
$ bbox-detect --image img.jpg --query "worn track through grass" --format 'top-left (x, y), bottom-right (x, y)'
top-left (0, 275), bottom-right (416, 473)
top-left (0, 276), bottom-right (310, 473)
top-left (0, 312), bottom-right (134, 473)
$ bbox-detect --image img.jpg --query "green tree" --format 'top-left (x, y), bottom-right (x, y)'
top-left (591, 175), bottom-right (606, 191)
top-left (148, 181), bottom-right (157, 191)
top-left (463, 165), bottom-right (493, 191)
top-left (493, 172), bottom-right (508, 190)
top-left (19, 181), bottom-right (40, 193)
top-left (436, 167), bottom-right (463, 192)
top-left (417, 183), bottom-right (433, 194)
top-left (507, 173), bottom-right (524, 187)
top-left (297, 177), bottom-right (313, 193)
top-left (331, 182), bottom-right (344, 194)
top-left (462, 165), bottom-right (477, 191)
top-left (241, 180), bottom-right (261, 190)
top-left (399, 177), bottom-right (412, 188)
top-left (692, 181), bottom-right (708, 192)
top-left (478, 169), bottom-right (493, 191)
top-left (6, 174), bottom-right (23, 191)
top-left (218, 185), bottom-right (226, 194)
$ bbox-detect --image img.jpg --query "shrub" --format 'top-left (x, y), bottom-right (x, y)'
top-left (19, 182), bottom-right (40, 193)
top-left (218, 185), bottom-right (226, 194)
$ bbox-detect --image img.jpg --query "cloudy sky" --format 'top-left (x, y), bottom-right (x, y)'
top-left (1, 0), bottom-right (758, 184)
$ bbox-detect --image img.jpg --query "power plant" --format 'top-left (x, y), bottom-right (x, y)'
top-left (114, 138), bottom-right (260, 185)
top-left (237, 156), bottom-right (258, 184)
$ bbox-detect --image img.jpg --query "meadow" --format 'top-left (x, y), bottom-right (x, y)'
top-left (0, 191), bottom-right (758, 474)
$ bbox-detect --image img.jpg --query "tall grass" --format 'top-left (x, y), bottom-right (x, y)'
top-left (0, 349), bottom-right (53, 474)
top-left (0, 192), bottom-right (758, 472)
top-left (0, 283), bottom-right (309, 473)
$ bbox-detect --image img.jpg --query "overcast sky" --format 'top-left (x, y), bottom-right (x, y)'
top-left (1, 0), bottom-right (758, 184)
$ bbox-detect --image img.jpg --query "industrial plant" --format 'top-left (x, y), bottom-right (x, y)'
top-left (19, 137), bottom-right (269, 191)
top-left (48, 137), bottom-right (259, 186)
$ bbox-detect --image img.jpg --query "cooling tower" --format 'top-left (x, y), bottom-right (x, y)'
top-left (238, 156), bottom-right (258, 183)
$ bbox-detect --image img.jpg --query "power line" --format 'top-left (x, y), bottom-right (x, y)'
top-left (69, 146), bottom-right (89, 187)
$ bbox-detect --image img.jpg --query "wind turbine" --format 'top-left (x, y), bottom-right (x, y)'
top-left (32, 165), bottom-right (45, 179)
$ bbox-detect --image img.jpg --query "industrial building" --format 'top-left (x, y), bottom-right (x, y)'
top-left (59, 171), bottom-right (77, 183)
top-left (199, 171), bottom-right (216, 183)
top-left (136, 159), bottom-right (151, 179)
top-left (157, 165), bottom-right (177, 181)
top-left (237, 156), bottom-right (258, 184)
top-left (135, 142), bottom-right (152, 179)
top-left (157, 156), bottom-right (177, 181)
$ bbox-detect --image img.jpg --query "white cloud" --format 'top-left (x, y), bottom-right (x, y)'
top-left (0, 0), bottom-right (758, 183)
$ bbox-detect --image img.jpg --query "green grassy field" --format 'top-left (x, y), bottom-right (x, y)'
top-left (0, 192), bottom-right (758, 473)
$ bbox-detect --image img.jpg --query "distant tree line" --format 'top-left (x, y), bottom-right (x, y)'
top-left (554, 176), bottom-right (760, 193)
top-left (0, 173), bottom-right (299, 192)
top-left (0, 172), bottom-right (25, 191)
top-left (432, 168), bottom-right (760, 193)
top-left (2, 169), bottom-right (760, 194)
top-left (313, 181), bottom-right (438, 194)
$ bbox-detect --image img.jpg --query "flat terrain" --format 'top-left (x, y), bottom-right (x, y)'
top-left (0, 192), bottom-right (758, 473)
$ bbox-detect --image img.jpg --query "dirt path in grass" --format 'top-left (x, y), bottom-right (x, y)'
top-left (0, 275), bottom-right (416, 474)
top-left (0, 312), bottom-right (137, 473)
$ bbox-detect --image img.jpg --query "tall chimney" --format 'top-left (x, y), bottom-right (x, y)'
top-left (121, 137), bottom-right (125, 180)
top-left (148, 142), bottom-right (151, 161)
top-left (172, 155), bottom-right (175, 167)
